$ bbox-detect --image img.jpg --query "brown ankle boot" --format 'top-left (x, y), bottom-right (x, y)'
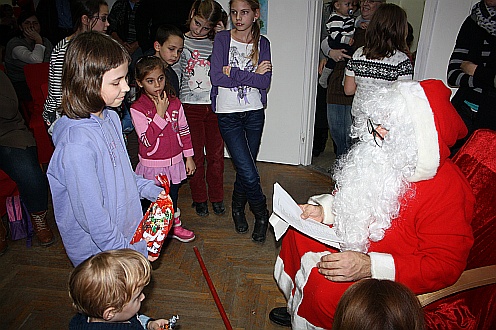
top-left (0, 221), bottom-right (7, 255)
top-left (30, 210), bottom-right (55, 246)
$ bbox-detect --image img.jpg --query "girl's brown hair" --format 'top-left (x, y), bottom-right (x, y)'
top-left (134, 55), bottom-right (175, 99)
top-left (187, 0), bottom-right (227, 40)
top-left (363, 3), bottom-right (408, 60)
top-left (61, 31), bottom-right (130, 119)
top-left (332, 279), bottom-right (425, 330)
top-left (229, 0), bottom-right (261, 64)
top-left (68, 249), bottom-right (151, 318)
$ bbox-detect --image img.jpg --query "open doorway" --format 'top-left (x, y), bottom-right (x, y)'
top-left (309, 0), bottom-right (426, 174)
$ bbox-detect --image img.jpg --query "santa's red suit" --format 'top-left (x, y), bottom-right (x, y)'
top-left (274, 80), bottom-right (475, 329)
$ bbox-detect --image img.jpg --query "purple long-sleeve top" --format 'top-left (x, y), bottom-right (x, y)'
top-left (210, 30), bottom-right (272, 112)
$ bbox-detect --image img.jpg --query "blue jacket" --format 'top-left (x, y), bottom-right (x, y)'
top-left (47, 108), bottom-right (162, 266)
top-left (210, 30), bottom-right (272, 112)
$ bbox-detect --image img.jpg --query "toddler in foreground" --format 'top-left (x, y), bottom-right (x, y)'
top-left (69, 249), bottom-right (177, 329)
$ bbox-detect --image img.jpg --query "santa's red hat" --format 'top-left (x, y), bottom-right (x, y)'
top-left (393, 80), bottom-right (467, 182)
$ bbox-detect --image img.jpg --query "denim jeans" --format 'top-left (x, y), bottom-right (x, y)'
top-left (0, 145), bottom-right (48, 212)
top-left (183, 104), bottom-right (224, 203)
top-left (217, 109), bottom-right (265, 204)
top-left (327, 103), bottom-right (353, 158)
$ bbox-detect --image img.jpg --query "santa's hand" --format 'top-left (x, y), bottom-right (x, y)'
top-left (148, 255), bottom-right (158, 262)
top-left (317, 251), bottom-right (371, 282)
top-left (299, 204), bottom-right (324, 223)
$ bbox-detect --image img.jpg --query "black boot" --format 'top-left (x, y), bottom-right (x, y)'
top-left (249, 197), bottom-right (269, 243)
top-left (232, 191), bottom-right (248, 233)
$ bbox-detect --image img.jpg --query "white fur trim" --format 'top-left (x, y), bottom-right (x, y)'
top-left (394, 81), bottom-right (440, 182)
top-left (274, 256), bottom-right (294, 301)
top-left (307, 194), bottom-right (336, 225)
top-left (291, 252), bottom-right (328, 330)
top-left (368, 252), bottom-right (395, 280)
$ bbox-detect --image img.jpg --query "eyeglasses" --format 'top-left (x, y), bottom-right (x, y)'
top-left (367, 119), bottom-right (385, 147)
top-left (92, 15), bottom-right (108, 22)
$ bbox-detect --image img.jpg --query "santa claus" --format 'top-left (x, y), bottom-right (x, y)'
top-left (269, 80), bottom-right (475, 328)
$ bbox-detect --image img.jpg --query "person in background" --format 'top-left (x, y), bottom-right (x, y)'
top-left (47, 32), bottom-right (165, 267)
top-left (447, 0), bottom-right (496, 153)
top-left (36, 0), bottom-right (73, 45)
top-left (42, 0), bottom-right (110, 130)
top-left (332, 279), bottom-right (425, 330)
top-left (176, 0), bottom-right (226, 218)
top-left (210, 0), bottom-right (272, 243)
top-left (154, 24), bottom-right (185, 96)
top-left (0, 70), bottom-right (55, 250)
top-left (269, 80), bottom-right (473, 328)
top-left (135, 0), bottom-right (194, 54)
top-left (68, 249), bottom-right (171, 329)
top-left (4, 11), bottom-right (53, 102)
top-left (319, 0), bottom-right (355, 88)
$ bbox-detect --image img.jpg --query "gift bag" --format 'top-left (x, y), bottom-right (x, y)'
top-left (6, 195), bottom-right (33, 247)
top-left (131, 174), bottom-right (174, 257)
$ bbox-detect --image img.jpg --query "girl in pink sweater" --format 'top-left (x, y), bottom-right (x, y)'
top-left (131, 56), bottom-right (196, 242)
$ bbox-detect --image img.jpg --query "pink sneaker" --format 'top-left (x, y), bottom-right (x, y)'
top-left (171, 224), bottom-right (195, 242)
top-left (170, 212), bottom-right (195, 242)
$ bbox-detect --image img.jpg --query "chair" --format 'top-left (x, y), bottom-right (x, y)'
top-left (0, 170), bottom-right (18, 217)
top-left (23, 62), bottom-right (53, 164)
top-left (419, 129), bottom-right (496, 329)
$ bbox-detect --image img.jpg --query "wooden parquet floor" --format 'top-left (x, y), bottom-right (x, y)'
top-left (0, 161), bottom-right (333, 330)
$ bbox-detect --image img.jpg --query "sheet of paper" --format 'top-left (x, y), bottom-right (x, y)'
top-left (270, 182), bottom-right (343, 249)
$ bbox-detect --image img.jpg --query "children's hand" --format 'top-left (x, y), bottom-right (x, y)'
top-left (152, 91), bottom-right (169, 119)
top-left (256, 60), bottom-right (272, 75)
top-left (215, 20), bottom-right (226, 32)
top-left (147, 318), bottom-right (168, 329)
top-left (147, 255), bottom-right (158, 262)
top-left (185, 157), bottom-right (196, 176)
top-left (460, 61), bottom-right (477, 76)
top-left (360, 21), bottom-right (368, 29)
top-left (318, 58), bottom-right (327, 75)
top-left (157, 190), bottom-right (167, 200)
top-left (299, 204), bottom-right (324, 223)
top-left (222, 65), bottom-right (231, 77)
top-left (349, 38), bottom-right (354, 46)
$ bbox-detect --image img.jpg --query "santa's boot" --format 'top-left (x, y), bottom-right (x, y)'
top-left (249, 197), bottom-right (269, 243)
top-left (232, 190), bottom-right (248, 233)
top-left (0, 220), bottom-right (7, 255)
top-left (30, 210), bottom-right (55, 246)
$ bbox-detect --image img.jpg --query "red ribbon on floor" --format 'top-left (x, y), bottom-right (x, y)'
top-left (193, 246), bottom-right (233, 330)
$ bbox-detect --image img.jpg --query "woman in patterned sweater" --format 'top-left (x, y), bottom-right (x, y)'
top-left (343, 3), bottom-right (413, 117)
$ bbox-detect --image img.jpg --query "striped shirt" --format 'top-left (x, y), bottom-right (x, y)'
top-left (43, 37), bottom-right (70, 126)
top-left (325, 13), bottom-right (355, 46)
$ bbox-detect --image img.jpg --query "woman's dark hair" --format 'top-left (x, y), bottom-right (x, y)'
top-left (332, 279), bottom-right (425, 330)
top-left (71, 0), bottom-right (107, 33)
top-left (363, 3), bottom-right (409, 60)
top-left (134, 55), bottom-right (175, 99)
top-left (61, 31), bottom-right (130, 118)
top-left (16, 11), bottom-right (37, 27)
top-left (155, 24), bottom-right (184, 46)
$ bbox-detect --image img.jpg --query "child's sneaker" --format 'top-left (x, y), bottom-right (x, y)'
top-left (170, 213), bottom-right (195, 242)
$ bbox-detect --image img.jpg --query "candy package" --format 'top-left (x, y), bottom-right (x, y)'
top-left (131, 174), bottom-right (174, 257)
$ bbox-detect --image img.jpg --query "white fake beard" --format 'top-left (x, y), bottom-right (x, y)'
top-left (332, 96), bottom-right (418, 253)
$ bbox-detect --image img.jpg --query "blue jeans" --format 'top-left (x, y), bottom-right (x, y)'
top-left (217, 109), bottom-right (265, 204)
top-left (327, 103), bottom-right (353, 158)
top-left (0, 146), bottom-right (48, 212)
